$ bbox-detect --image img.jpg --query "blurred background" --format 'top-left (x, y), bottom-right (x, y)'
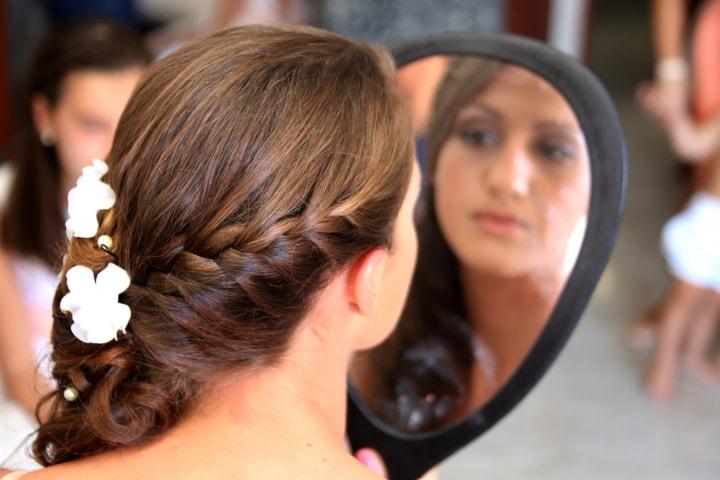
top-left (0, 1), bottom-right (718, 478)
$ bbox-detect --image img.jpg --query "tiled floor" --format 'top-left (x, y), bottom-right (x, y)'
top-left (439, 4), bottom-right (720, 479)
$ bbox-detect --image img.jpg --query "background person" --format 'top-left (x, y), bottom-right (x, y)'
top-left (0, 20), bottom-right (150, 418)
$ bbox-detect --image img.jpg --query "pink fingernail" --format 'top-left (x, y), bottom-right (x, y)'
top-left (356, 449), bottom-right (378, 470)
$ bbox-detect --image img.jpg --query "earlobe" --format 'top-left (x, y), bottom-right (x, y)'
top-left (31, 94), bottom-right (55, 145)
top-left (347, 248), bottom-right (388, 317)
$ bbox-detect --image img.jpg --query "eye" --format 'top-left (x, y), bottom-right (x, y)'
top-left (456, 126), bottom-right (501, 149)
top-left (534, 139), bottom-right (577, 162)
top-left (78, 118), bottom-right (108, 133)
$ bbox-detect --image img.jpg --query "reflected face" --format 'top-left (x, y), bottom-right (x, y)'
top-left (46, 67), bottom-right (144, 181)
top-left (433, 66), bottom-right (590, 278)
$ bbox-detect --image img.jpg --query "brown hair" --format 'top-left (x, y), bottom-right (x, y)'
top-left (361, 57), bottom-right (503, 433)
top-left (0, 19), bottom-right (151, 267)
top-left (33, 25), bottom-right (412, 465)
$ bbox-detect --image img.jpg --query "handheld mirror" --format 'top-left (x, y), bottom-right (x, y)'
top-left (346, 32), bottom-right (627, 480)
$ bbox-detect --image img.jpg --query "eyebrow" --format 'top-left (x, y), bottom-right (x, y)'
top-left (460, 101), bottom-right (582, 138)
top-left (459, 102), bottom-right (502, 122)
top-left (535, 121), bottom-right (580, 133)
top-left (534, 122), bottom-right (584, 146)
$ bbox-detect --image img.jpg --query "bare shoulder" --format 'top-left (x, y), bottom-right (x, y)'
top-left (0, 469), bottom-right (24, 480)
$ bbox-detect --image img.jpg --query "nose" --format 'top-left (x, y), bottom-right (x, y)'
top-left (483, 140), bottom-right (532, 199)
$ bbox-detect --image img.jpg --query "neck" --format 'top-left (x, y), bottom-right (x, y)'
top-left (83, 321), bottom-right (359, 479)
top-left (460, 266), bottom-right (562, 383)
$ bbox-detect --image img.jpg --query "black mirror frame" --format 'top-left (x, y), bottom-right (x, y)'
top-left (346, 32), bottom-right (628, 480)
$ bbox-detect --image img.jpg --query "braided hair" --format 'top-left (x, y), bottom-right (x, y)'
top-left (34, 24), bottom-right (413, 465)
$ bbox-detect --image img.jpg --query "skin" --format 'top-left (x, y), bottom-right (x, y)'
top-left (432, 66), bottom-right (590, 414)
top-left (646, 279), bottom-right (720, 400)
top-left (0, 67), bottom-right (144, 418)
top-left (434, 66), bottom-right (590, 280)
top-left (633, 0), bottom-right (720, 399)
top-left (3, 163), bottom-right (421, 480)
top-left (639, 0), bottom-right (689, 124)
top-left (0, 250), bottom-right (43, 417)
top-left (32, 68), bottom-right (144, 199)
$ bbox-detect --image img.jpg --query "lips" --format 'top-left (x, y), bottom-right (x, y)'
top-left (471, 210), bottom-right (529, 236)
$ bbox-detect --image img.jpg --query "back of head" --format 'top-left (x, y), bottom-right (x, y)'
top-left (1, 19), bottom-right (151, 266)
top-left (34, 25), bottom-right (412, 465)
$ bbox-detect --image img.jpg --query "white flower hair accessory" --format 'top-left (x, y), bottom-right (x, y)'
top-left (60, 263), bottom-right (131, 344)
top-left (61, 158), bottom-right (133, 345)
top-left (65, 159), bottom-right (116, 239)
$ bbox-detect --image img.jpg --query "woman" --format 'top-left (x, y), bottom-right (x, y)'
top-left (633, 0), bottom-right (720, 399)
top-left (1, 24), bottom-right (419, 479)
top-left (0, 20), bottom-right (150, 417)
top-left (354, 56), bottom-right (590, 433)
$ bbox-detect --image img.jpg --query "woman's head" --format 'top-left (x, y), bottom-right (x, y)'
top-left (427, 57), bottom-right (590, 279)
top-left (35, 25), bottom-right (414, 465)
top-left (1, 19), bottom-right (151, 265)
top-left (353, 58), bottom-right (590, 433)
top-left (29, 20), bottom-right (149, 182)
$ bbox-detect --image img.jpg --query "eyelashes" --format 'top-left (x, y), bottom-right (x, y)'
top-left (456, 126), bottom-right (501, 148)
top-left (453, 124), bottom-right (578, 164)
top-left (533, 138), bottom-right (577, 162)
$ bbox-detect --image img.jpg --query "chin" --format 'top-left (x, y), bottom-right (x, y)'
top-left (470, 260), bottom-right (534, 278)
top-left (460, 250), bottom-right (537, 278)
top-left (454, 240), bottom-right (531, 273)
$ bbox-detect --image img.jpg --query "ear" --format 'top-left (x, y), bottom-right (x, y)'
top-left (345, 247), bottom-right (389, 318)
top-left (30, 93), bottom-right (53, 137)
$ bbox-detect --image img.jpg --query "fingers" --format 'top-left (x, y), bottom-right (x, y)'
top-left (355, 447), bottom-right (388, 478)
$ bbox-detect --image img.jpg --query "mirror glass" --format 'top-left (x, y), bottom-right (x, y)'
top-left (350, 54), bottom-right (591, 434)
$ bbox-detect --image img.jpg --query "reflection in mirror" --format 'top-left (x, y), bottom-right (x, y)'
top-left (351, 55), bottom-right (591, 434)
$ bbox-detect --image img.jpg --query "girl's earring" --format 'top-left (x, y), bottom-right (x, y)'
top-left (40, 129), bottom-right (56, 146)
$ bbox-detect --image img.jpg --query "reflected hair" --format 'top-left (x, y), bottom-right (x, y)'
top-left (361, 57), bottom-right (503, 433)
top-left (0, 19), bottom-right (151, 267)
top-left (33, 25), bottom-right (413, 465)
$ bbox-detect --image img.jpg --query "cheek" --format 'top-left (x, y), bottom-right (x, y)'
top-left (405, 223), bottom-right (418, 279)
top-left (433, 146), bottom-right (477, 235)
top-left (396, 217), bottom-right (419, 298)
top-left (533, 174), bottom-right (589, 256)
top-left (54, 124), bottom-right (109, 179)
top-left (54, 131), bottom-right (88, 180)
top-left (434, 144), bottom-right (476, 200)
top-left (386, 213), bottom-right (419, 323)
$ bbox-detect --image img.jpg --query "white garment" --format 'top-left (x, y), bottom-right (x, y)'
top-left (0, 257), bottom-right (55, 471)
top-left (661, 192), bottom-right (720, 291)
top-left (0, 170), bottom-right (51, 471)
top-left (1, 471), bottom-right (26, 479)
top-left (1, 163), bottom-right (56, 361)
top-left (10, 256), bottom-right (56, 368)
top-left (0, 380), bottom-right (36, 473)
